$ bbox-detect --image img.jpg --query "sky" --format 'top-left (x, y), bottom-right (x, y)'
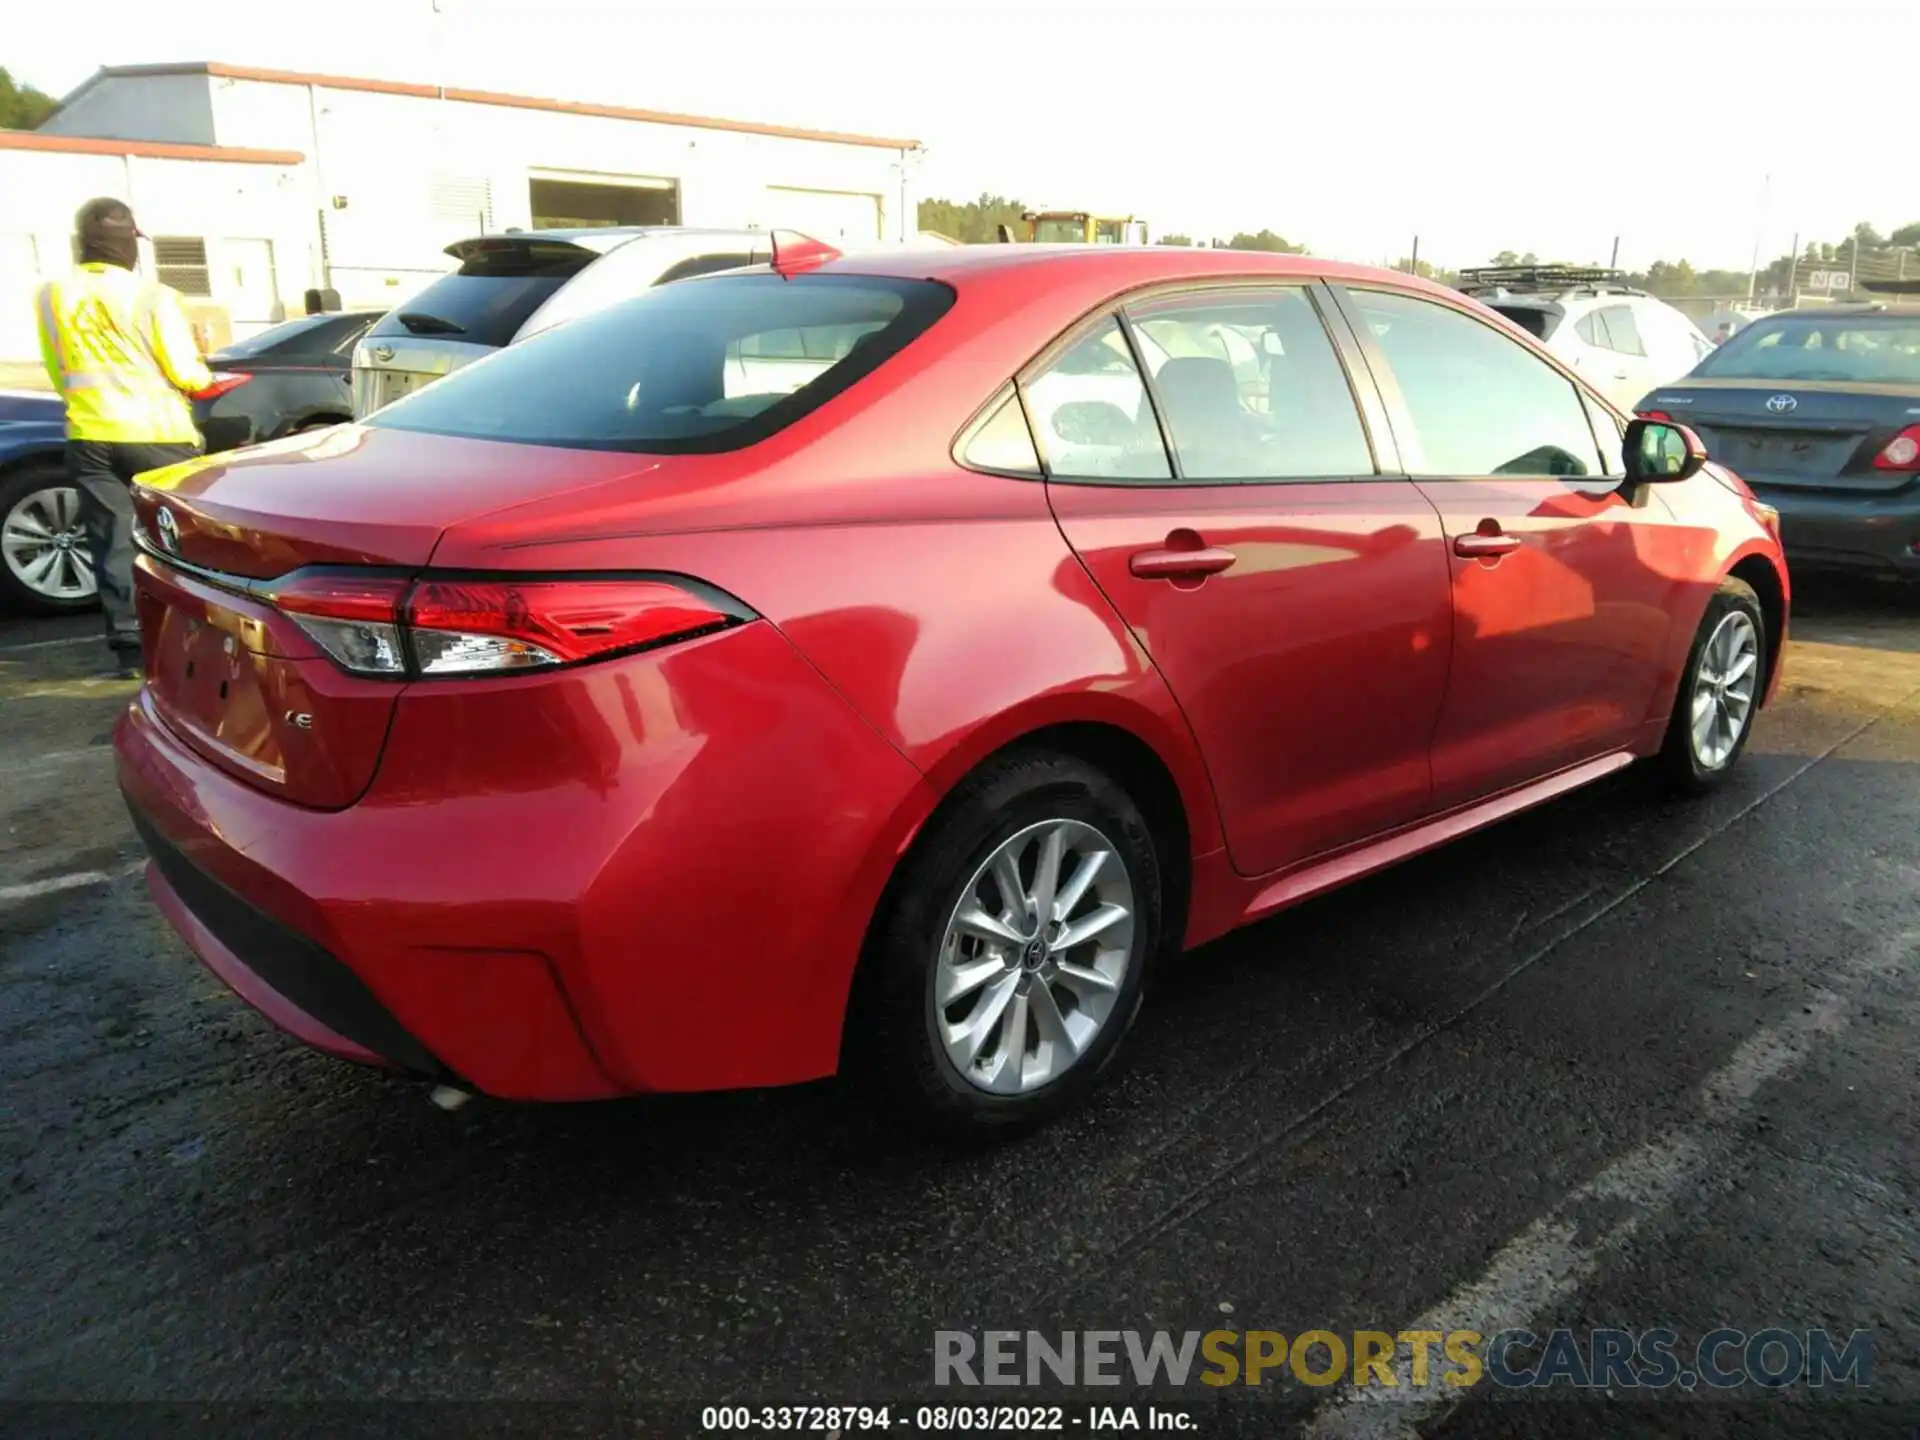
top-left (6, 0), bottom-right (1912, 271)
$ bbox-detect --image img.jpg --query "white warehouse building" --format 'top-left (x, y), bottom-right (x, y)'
top-left (0, 61), bottom-right (925, 361)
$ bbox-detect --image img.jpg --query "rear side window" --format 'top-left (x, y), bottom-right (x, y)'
top-left (368, 273), bottom-right (954, 454)
top-left (1491, 304), bottom-right (1558, 341)
top-left (1598, 304), bottom-right (1646, 356)
top-left (212, 313), bottom-right (373, 361)
top-left (1126, 288), bottom-right (1373, 480)
top-left (1022, 319), bottom-right (1173, 482)
top-left (656, 252), bottom-right (756, 284)
top-left (368, 241), bottom-right (599, 347)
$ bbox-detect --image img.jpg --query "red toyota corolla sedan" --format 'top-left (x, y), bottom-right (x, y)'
top-left (115, 240), bottom-right (1789, 1134)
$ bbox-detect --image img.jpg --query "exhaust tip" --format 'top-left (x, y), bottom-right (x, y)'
top-left (429, 1084), bottom-right (472, 1112)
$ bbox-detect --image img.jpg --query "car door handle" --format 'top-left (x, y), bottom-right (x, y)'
top-left (1130, 545), bottom-right (1238, 580)
top-left (1454, 532), bottom-right (1522, 558)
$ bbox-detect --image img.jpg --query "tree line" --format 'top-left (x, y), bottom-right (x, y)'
top-left (921, 196), bottom-right (1920, 301)
top-left (0, 66), bottom-right (58, 129)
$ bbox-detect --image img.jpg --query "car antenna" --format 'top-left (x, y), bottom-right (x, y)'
top-left (769, 229), bottom-right (842, 278)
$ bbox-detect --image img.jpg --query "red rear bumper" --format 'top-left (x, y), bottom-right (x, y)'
top-left (116, 622), bottom-right (935, 1099)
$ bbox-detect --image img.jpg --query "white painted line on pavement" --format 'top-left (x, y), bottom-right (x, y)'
top-left (0, 871), bottom-right (112, 905)
top-left (1304, 927), bottom-right (1916, 1438)
top-left (0, 633), bottom-right (96, 653)
top-left (0, 860), bottom-right (145, 909)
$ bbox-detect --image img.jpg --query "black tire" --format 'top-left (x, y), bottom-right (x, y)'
top-left (1655, 576), bottom-right (1766, 794)
top-left (850, 749), bottom-right (1163, 1139)
top-left (0, 455), bottom-right (98, 616)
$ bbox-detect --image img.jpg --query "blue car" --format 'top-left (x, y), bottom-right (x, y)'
top-left (0, 388), bottom-right (79, 615)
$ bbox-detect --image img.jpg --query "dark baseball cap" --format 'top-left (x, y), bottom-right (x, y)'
top-left (75, 197), bottom-right (145, 244)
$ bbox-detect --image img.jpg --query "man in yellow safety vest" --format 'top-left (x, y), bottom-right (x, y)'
top-left (36, 198), bottom-right (212, 677)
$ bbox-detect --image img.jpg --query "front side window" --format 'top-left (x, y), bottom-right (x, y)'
top-left (1125, 288), bottom-right (1373, 480)
top-left (368, 273), bottom-right (953, 454)
top-left (1347, 289), bottom-right (1605, 478)
top-left (1022, 319), bottom-right (1172, 481)
top-left (1582, 390), bottom-right (1625, 474)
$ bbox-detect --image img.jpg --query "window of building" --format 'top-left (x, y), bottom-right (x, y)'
top-left (529, 177), bottom-right (679, 229)
top-left (152, 237), bottom-right (212, 297)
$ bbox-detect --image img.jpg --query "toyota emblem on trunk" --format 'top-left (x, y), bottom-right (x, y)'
top-left (1766, 394), bottom-right (1798, 413)
top-left (155, 507), bottom-right (179, 554)
top-left (372, 344), bottom-right (395, 363)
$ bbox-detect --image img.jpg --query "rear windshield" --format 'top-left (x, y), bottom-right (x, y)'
top-left (213, 312), bottom-right (372, 361)
top-left (367, 243), bottom-right (600, 347)
top-left (367, 273), bottom-right (956, 454)
top-left (1693, 313), bottom-right (1920, 385)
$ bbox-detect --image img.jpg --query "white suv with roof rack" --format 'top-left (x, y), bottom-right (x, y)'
top-left (350, 227), bottom-right (775, 418)
top-left (1457, 266), bottom-right (1714, 412)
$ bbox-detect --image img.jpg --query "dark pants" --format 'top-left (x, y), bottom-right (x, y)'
top-left (68, 439), bottom-right (200, 663)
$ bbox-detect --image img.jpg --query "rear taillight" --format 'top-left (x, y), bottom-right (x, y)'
top-left (1636, 409), bottom-right (1673, 422)
top-left (1872, 425), bottom-right (1920, 471)
top-left (195, 372), bottom-right (253, 400)
top-left (406, 579), bottom-right (735, 675)
top-left (268, 573), bottom-right (745, 678)
top-left (272, 573), bottom-right (410, 675)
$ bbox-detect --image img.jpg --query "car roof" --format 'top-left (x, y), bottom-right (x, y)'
top-left (454, 225), bottom-right (761, 250)
top-left (809, 243), bottom-right (1458, 297)
top-left (1752, 302), bottom-right (1920, 321)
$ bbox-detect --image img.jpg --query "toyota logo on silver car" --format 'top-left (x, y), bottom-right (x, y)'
top-left (1766, 394), bottom-right (1798, 414)
top-left (155, 507), bottom-right (180, 554)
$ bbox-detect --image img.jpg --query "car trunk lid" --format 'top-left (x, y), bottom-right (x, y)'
top-left (126, 426), bottom-right (658, 808)
top-left (1641, 378), bottom-right (1920, 494)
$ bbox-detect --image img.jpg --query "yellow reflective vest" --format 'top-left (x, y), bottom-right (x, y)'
top-left (36, 263), bottom-right (213, 444)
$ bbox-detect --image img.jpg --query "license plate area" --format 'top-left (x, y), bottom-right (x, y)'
top-left (1709, 427), bottom-right (1857, 474)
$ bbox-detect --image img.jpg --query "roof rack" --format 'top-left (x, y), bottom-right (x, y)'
top-left (1861, 277), bottom-right (1920, 295)
top-left (1456, 265), bottom-right (1645, 297)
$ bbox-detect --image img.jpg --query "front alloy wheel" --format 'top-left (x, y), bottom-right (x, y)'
top-left (1689, 609), bottom-right (1760, 770)
top-left (1658, 575), bottom-right (1766, 792)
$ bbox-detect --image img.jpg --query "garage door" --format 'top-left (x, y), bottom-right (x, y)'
top-left (764, 187), bottom-right (883, 243)
top-left (0, 234), bottom-right (44, 365)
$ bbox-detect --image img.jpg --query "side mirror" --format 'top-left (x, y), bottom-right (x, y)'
top-left (1623, 418), bottom-right (1708, 483)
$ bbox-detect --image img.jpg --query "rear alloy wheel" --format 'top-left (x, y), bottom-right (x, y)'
top-left (934, 818), bottom-right (1136, 1096)
top-left (855, 750), bottom-right (1162, 1136)
top-left (1658, 576), bottom-right (1765, 792)
top-left (0, 461), bottom-right (98, 615)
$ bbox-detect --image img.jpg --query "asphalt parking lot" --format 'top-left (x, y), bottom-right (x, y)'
top-left (2, 582), bottom-right (1917, 1438)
